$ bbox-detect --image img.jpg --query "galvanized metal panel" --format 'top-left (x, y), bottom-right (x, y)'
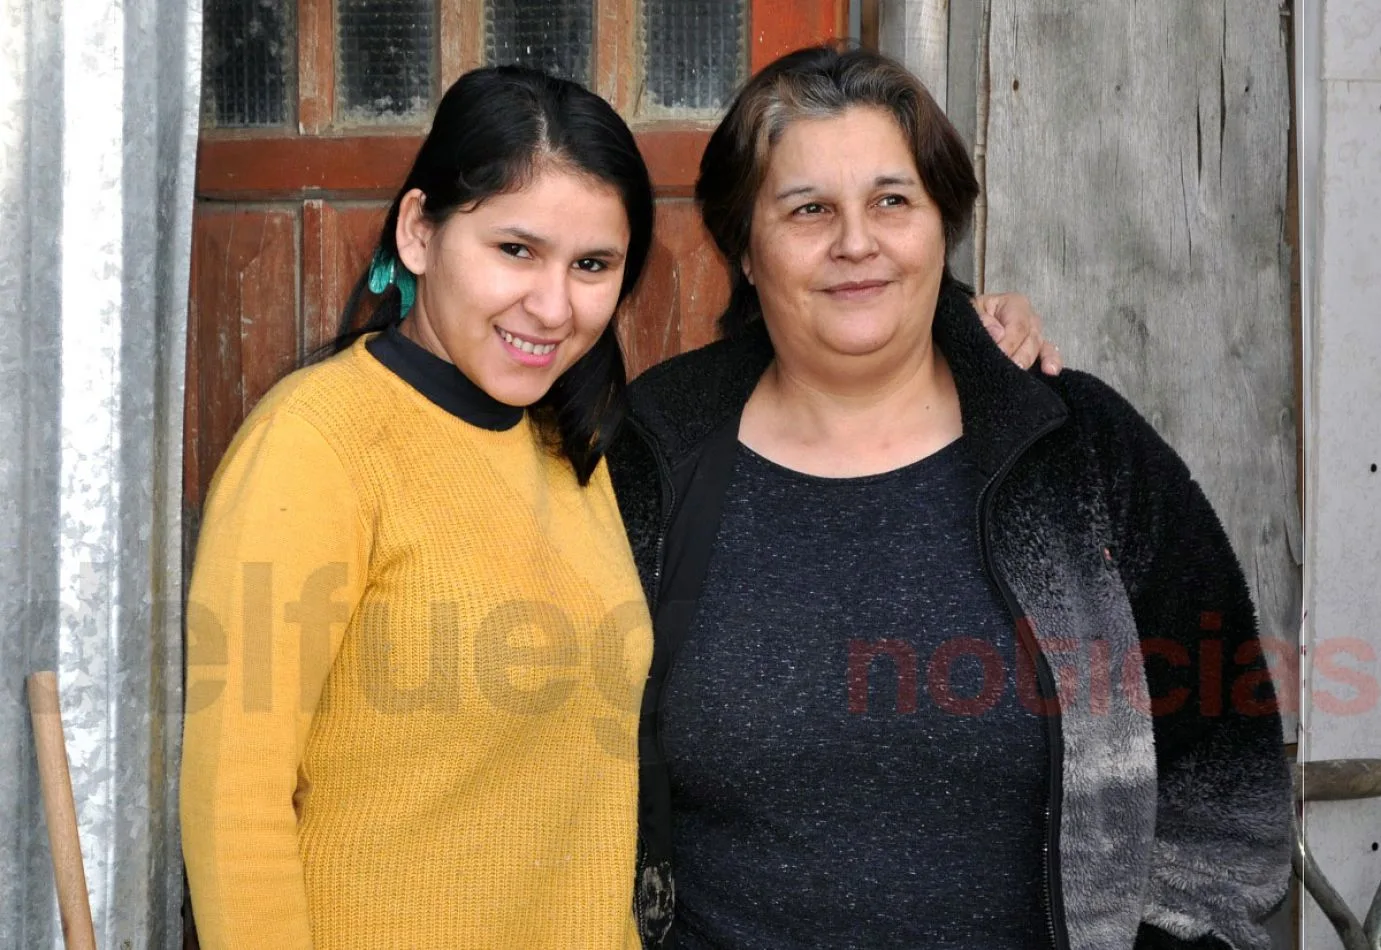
top-left (0, 0), bottom-right (198, 942)
top-left (879, 0), bottom-right (948, 110)
top-left (0, 0), bottom-right (65, 941)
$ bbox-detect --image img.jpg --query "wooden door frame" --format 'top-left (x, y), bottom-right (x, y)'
top-left (186, 0), bottom-right (847, 508)
top-left (196, 0), bottom-right (847, 201)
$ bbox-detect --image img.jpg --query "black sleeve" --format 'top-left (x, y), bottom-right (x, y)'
top-left (1065, 371), bottom-right (1292, 950)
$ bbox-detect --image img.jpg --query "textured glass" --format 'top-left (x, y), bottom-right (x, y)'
top-left (338, 0), bottom-right (436, 121)
top-left (202, 0), bottom-right (293, 127)
top-left (486, 0), bottom-right (592, 85)
top-left (644, 0), bottom-right (747, 112)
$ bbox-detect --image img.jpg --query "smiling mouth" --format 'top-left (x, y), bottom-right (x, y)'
top-left (825, 280), bottom-right (891, 293)
top-left (497, 327), bottom-right (559, 356)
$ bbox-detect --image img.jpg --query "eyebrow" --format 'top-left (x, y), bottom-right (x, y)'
top-left (773, 173), bottom-right (920, 202)
top-left (497, 226), bottom-right (551, 248)
top-left (496, 226), bottom-right (625, 261)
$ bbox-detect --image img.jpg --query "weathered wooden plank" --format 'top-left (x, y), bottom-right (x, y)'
top-left (594, 0), bottom-right (638, 112)
top-left (437, 0), bottom-right (483, 90)
top-left (945, 0), bottom-right (981, 153)
top-left (945, 0), bottom-right (981, 285)
top-left (983, 0), bottom-right (1300, 737)
top-left (297, 0), bottom-right (334, 133)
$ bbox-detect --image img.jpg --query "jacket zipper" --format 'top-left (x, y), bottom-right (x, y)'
top-left (626, 415), bottom-right (679, 947)
top-left (626, 415), bottom-right (678, 612)
top-left (975, 417), bottom-right (1072, 950)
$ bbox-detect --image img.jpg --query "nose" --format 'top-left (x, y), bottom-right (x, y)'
top-left (523, 265), bottom-right (573, 330)
top-left (831, 204), bottom-right (879, 262)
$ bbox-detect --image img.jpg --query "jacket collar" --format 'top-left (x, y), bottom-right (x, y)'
top-left (627, 280), bottom-right (1068, 480)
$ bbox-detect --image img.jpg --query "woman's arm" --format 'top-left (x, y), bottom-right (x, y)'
top-left (180, 410), bottom-right (368, 950)
top-left (1069, 373), bottom-right (1292, 950)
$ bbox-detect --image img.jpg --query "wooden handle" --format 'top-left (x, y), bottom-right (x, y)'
top-left (27, 672), bottom-right (98, 950)
top-left (1294, 758), bottom-right (1381, 802)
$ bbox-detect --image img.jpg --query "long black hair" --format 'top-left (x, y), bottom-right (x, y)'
top-left (328, 66), bottom-right (655, 484)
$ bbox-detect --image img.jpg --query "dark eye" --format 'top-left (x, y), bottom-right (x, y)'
top-left (878, 194), bottom-right (908, 208)
top-left (794, 202), bottom-right (828, 216)
top-left (499, 243), bottom-right (532, 259)
top-left (573, 258), bottom-right (608, 273)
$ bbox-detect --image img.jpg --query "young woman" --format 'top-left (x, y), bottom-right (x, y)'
top-left (180, 66), bottom-right (657, 950)
top-left (180, 62), bottom-right (1055, 950)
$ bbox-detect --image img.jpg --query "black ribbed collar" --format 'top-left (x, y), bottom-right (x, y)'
top-left (367, 324), bottom-right (524, 431)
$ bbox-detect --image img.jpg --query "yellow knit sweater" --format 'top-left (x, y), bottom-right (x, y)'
top-left (181, 337), bottom-right (652, 949)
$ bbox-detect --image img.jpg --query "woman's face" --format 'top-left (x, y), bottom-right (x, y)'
top-left (396, 163), bottom-right (631, 408)
top-left (744, 106), bottom-right (946, 370)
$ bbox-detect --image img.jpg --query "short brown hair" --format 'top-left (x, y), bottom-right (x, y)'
top-left (696, 44), bottom-right (978, 337)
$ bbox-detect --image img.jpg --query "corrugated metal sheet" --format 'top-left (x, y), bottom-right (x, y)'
top-left (0, 0), bottom-right (199, 941)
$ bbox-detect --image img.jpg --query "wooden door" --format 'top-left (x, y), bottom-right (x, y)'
top-left (186, 0), bottom-right (847, 527)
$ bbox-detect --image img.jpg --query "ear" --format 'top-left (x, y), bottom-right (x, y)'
top-left (740, 252), bottom-right (755, 287)
top-left (394, 189), bottom-right (433, 276)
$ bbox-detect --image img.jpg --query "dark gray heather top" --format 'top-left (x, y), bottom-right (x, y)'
top-left (661, 438), bottom-right (1051, 950)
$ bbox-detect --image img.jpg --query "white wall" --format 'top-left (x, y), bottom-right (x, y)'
top-left (1299, 0), bottom-right (1381, 944)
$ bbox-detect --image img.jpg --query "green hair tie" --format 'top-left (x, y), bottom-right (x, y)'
top-left (367, 248), bottom-right (417, 319)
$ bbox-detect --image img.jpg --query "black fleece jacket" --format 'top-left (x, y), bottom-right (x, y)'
top-left (606, 281), bottom-right (1292, 950)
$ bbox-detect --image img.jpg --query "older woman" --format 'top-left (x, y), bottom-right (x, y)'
top-left (609, 46), bottom-right (1291, 950)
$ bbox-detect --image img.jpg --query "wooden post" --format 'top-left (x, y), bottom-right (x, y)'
top-left (877, 0), bottom-right (948, 109)
top-left (972, 0), bottom-right (991, 292)
top-left (27, 672), bottom-right (97, 950)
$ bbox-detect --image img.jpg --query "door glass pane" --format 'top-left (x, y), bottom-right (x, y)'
top-left (202, 0), bottom-right (294, 127)
top-left (486, 0), bottom-right (593, 85)
top-left (338, 0), bottom-right (436, 121)
top-left (643, 0), bottom-right (747, 113)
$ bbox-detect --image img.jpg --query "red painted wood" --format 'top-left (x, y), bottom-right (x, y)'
top-left (186, 206), bottom-right (298, 508)
top-left (619, 200), bottom-right (730, 377)
top-left (302, 200), bottom-right (387, 354)
top-left (297, 0), bottom-right (335, 133)
top-left (196, 128), bottom-right (718, 200)
top-left (750, 0), bottom-right (849, 73)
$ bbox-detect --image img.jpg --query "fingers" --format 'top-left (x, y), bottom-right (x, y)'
top-left (1039, 341), bottom-right (1064, 376)
top-left (974, 293), bottom-right (1036, 358)
top-left (1011, 330), bottom-right (1043, 370)
top-left (981, 314), bottom-right (1007, 344)
top-left (974, 292), bottom-right (1066, 371)
top-left (973, 296), bottom-right (1005, 342)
